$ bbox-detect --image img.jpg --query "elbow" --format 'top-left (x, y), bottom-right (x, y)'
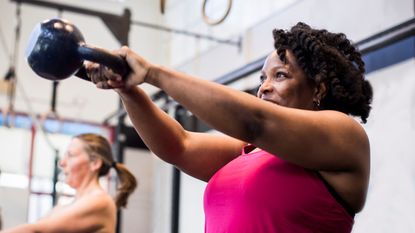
top-left (157, 141), bottom-right (187, 166)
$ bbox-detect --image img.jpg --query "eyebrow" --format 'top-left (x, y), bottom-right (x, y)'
top-left (261, 65), bottom-right (287, 74)
top-left (66, 151), bottom-right (74, 157)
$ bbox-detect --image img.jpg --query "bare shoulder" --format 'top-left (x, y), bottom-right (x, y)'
top-left (317, 111), bottom-right (370, 212)
top-left (319, 110), bottom-right (365, 128)
top-left (32, 190), bottom-right (116, 233)
top-left (321, 110), bottom-right (370, 163)
top-left (323, 110), bottom-right (370, 150)
top-left (79, 190), bottom-right (116, 214)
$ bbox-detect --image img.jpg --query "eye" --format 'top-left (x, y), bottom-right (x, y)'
top-left (66, 152), bottom-right (76, 158)
top-left (259, 75), bottom-right (266, 83)
top-left (275, 71), bottom-right (287, 79)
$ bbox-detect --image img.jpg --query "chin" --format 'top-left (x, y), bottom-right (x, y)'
top-left (65, 179), bottom-right (77, 189)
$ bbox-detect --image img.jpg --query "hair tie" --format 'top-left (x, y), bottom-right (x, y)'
top-left (111, 161), bottom-right (117, 168)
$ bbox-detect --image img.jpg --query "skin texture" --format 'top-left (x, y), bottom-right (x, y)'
top-left (258, 50), bottom-right (317, 109)
top-left (86, 45), bottom-right (370, 213)
top-left (1, 138), bottom-right (116, 233)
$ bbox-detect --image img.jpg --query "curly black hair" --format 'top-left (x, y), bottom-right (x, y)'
top-left (272, 22), bottom-right (373, 123)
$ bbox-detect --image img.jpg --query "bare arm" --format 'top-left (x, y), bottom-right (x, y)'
top-left (118, 86), bottom-right (245, 181)
top-left (91, 47), bottom-right (369, 174)
top-left (1, 195), bottom-right (115, 233)
top-left (146, 65), bottom-right (369, 172)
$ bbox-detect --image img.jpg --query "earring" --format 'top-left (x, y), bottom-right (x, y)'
top-left (313, 98), bottom-right (321, 109)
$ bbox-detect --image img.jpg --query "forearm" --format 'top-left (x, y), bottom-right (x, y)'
top-left (1, 224), bottom-right (37, 233)
top-left (117, 86), bottom-right (189, 163)
top-left (146, 65), bottom-right (265, 143)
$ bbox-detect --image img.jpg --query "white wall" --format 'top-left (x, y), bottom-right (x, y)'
top-left (0, 187), bottom-right (28, 230)
top-left (122, 148), bottom-right (174, 233)
top-left (353, 58), bottom-right (415, 233)
top-left (122, 148), bottom-right (155, 233)
top-left (178, 0), bottom-right (414, 81)
top-left (179, 173), bottom-right (206, 233)
top-left (0, 127), bottom-right (31, 174)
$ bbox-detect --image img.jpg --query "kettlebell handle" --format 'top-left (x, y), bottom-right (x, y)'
top-left (75, 44), bottom-right (129, 81)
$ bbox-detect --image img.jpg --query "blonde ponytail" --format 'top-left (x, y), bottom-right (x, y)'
top-left (113, 162), bottom-right (137, 208)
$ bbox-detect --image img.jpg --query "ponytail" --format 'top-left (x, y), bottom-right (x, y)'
top-left (74, 133), bottom-right (138, 209)
top-left (113, 163), bottom-right (137, 209)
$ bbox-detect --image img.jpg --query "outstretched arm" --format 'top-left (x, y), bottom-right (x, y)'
top-left (91, 47), bottom-right (369, 173)
top-left (1, 195), bottom-right (114, 233)
top-left (116, 86), bottom-right (245, 181)
top-left (146, 65), bottom-right (369, 172)
top-left (115, 48), bottom-right (366, 172)
top-left (86, 51), bottom-right (245, 182)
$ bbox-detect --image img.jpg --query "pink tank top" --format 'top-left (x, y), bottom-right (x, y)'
top-left (203, 147), bottom-right (354, 233)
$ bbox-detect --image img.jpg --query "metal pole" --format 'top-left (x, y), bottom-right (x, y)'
top-left (170, 106), bottom-right (187, 233)
top-left (51, 149), bottom-right (60, 206)
top-left (114, 100), bottom-right (126, 233)
top-left (131, 20), bottom-right (241, 49)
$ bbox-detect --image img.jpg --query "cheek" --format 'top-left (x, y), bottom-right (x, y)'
top-left (66, 161), bottom-right (89, 185)
top-left (275, 83), bottom-right (307, 107)
top-left (274, 84), bottom-right (292, 100)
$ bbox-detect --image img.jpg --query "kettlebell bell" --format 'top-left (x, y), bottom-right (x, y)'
top-left (25, 18), bottom-right (129, 81)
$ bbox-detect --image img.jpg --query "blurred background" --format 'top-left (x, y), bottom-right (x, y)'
top-left (0, 0), bottom-right (414, 232)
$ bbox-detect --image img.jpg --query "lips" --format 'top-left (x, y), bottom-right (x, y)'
top-left (261, 97), bottom-right (278, 105)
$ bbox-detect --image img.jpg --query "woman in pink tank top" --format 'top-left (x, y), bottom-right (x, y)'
top-left (87, 22), bottom-right (373, 232)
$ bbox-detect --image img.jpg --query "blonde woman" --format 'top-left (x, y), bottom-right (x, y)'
top-left (2, 133), bottom-right (137, 233)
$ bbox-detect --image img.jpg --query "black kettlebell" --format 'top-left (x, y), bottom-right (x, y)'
top-left (25, 18), bottom-right (129, 81)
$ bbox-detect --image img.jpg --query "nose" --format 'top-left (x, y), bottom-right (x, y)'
top-left (257, 78), bottom-right (273, 98)
top-left (59, 157), bottom-right (66, 168)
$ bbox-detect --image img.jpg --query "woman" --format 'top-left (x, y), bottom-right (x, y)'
top-left (88, 22), bottom-right (372, 232)
top-left (2, 133), bottom-right (137, 233)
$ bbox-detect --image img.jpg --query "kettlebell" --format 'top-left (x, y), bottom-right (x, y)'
top-left (25, 18), bottom-right (129, 81)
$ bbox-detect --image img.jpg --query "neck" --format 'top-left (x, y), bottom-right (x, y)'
top-left (75, 174), bottom-right (102, 199)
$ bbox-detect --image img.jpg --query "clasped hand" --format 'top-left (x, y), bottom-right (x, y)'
top-left (85, 46), bottom-right (151, 90)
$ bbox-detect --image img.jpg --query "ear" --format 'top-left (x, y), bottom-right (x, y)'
top-left (89, 158), bottom-right (103, 173)
top-left (313, 82), bottom-right (327, 103)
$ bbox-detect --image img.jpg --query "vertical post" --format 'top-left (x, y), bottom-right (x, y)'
top-left (171, 105), bottom-right (200, 233)
top-left (111, 9), bottom-right (130, 233)
top-left (51, 81), bottom-right (59, 113)
top-left (171, 168), bottom-right (181, 233)
top-left (27, 125), bottom-right (36, 193)
top-left (115, 99), bottom-right (126, 233)
top-left (170, 105), bottom-right (191, 233)
top-left (51, 149), bottom-right (60, 206)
